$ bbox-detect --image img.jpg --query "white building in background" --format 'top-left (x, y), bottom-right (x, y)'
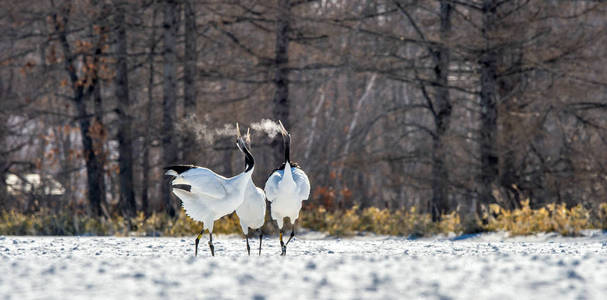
top-left (5, 174), bottom-right (65, 196)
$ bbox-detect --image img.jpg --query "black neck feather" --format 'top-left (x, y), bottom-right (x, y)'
top-left (283, 134), bottom-right (291, 163)
top-left (242, 146), bottom-right (254, 172)
top-left (273, 161), bottom-right (300, 172)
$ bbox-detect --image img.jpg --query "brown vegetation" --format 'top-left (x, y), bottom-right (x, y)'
top-left (2, 202), bottom-right (605, 237)
top-left (1, 1), bottom-right (606, 235)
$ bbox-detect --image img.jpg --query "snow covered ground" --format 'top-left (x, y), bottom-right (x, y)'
top-left (1, 232), bottom-right (606, 300)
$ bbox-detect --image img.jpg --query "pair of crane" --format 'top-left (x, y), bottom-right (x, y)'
top-left (164, 121), bottom-right (310, 256)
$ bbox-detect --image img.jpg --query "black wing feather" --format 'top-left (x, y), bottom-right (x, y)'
top-left (163, 165), bottom-right (199, 175)
top-left (172, 184), bottom-right (192, 192)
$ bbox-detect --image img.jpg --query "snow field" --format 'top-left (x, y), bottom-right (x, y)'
top-left (0, 234), bottom-right (606, 299)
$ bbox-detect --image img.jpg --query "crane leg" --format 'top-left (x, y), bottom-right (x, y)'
top-left (208, 232), bottom-right (215, 256)
top-left (246, 235), bottom-right (251, 256)
top-left (258, 231), bottom-right (263, 256)
top-left (280, 229), bottom-right (286, 256)
top-left (285, 227), bottom-right (295, 246)
top-left (194, 227), bottom-right (204, 257)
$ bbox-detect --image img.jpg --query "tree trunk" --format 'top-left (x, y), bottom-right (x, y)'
top-left (0, 171), bottom-right (6, 210)
top-left (430, 0), bottom-right (452, 222)
top-left (271, 0), bottom-right (291, 164)
top-left (337, 74), bottom-right (376, 207)
top-left (0, 66), bottom-right (11, 209)
top-left (53, 11), bottom-right (105, 217)
top-left (162, 0), bottom-right (178, 217)
top-left (142, 6), bottom-right (158, 217)
top-left (498, 41), bottom-right (524, 210)
top-left (304, 90), bottom-right (326, 161)
top-left (478, 0), bottom-right (499, 213)
top-left (223, 144), bottom-right (233, 176)
top-left (76, 93), bottom-right (104, 217)
top-left (90, 25), bottom-right (107, 215)
top-left (0, 151), bottom-right (7, 211)
top-left (182, 0), bottom-right (198, 163)
top-left (115, 2), bottom-right (136, 217)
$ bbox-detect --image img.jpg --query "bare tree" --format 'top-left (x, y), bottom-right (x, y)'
top-left (271, 0), bottom-right (292, 161)
top-left (113, 0), bottom-right (136, 217)
top-left (182, 0), bottom-right (198, 164)
top-left (476, 0), bottom-right (499, 214)
top-left (1, 0), bottom-right (606, 224)
top-left (141, 4), bottom-right (159, 216)
top-left (50, 2), bottom-right (108, 216)
top-left (162, 0), bottom-right (178, 216)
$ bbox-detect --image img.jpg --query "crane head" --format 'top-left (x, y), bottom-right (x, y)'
top-left (235, 122), bottom-right (254, 172)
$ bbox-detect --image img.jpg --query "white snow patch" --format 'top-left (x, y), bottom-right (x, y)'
top-left (0, 233), bottom-right (606, 299)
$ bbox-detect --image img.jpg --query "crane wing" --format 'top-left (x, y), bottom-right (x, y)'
top-left (292, 168), bottom-right (311, 201)
top-left (264, 171), bottom-right (282, 203)
top-left (172, 189), bottom-right (214, 224)
top-left (264, 168), bottom-right (309, 201)
top-left (171, 167), bottom-right (227, 199)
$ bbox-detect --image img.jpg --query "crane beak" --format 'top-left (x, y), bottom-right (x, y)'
top-left (245, 128), bottom-right (251, 146)
top-left (236, 122), bottom-right (248, 152)
top-left (278, 120), bottom-right (288, 137)
top-left (278, 120), bottom-right (290, 144)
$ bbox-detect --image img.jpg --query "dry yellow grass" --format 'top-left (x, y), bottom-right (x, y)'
top-left (1, 201), bottom-right (605, 237)
top-left (483, 200), bottom-right (602, 236)
top-left (300, 205), bottom-right (461, 237)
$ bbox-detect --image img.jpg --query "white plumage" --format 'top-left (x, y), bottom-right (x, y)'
top-left (235, 177), bottom-right (266, 235)
top-left (234, 176), bottom-right (267, 255)
top-left (165, 130), bottom-right (255, 256)
top-left (265, 162), bottom-right (310, 229)
top-left (233, 131), bottom-right (266, 255)
top-left (167, 167), bottom-right (251, 234)
top-left (264, 120), bottom-right (311, 255)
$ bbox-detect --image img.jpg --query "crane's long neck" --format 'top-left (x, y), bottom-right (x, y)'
top-left (231, 166), bottom-right (254, 191)
top-left (283, 134), bottom-right (291, 164)
top-left (242, 145), bottom-right (254, 173)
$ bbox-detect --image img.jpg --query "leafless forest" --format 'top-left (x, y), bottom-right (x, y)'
top-left (1, 0), bottom-right (606, 224)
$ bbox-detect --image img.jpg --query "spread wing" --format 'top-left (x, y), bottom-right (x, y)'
top-left (292, 168), bottom-right (310, 201)
top-left (171, 167), bottom-right (227, 199)
top-left (172, 189), bottom-right (214, 224)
